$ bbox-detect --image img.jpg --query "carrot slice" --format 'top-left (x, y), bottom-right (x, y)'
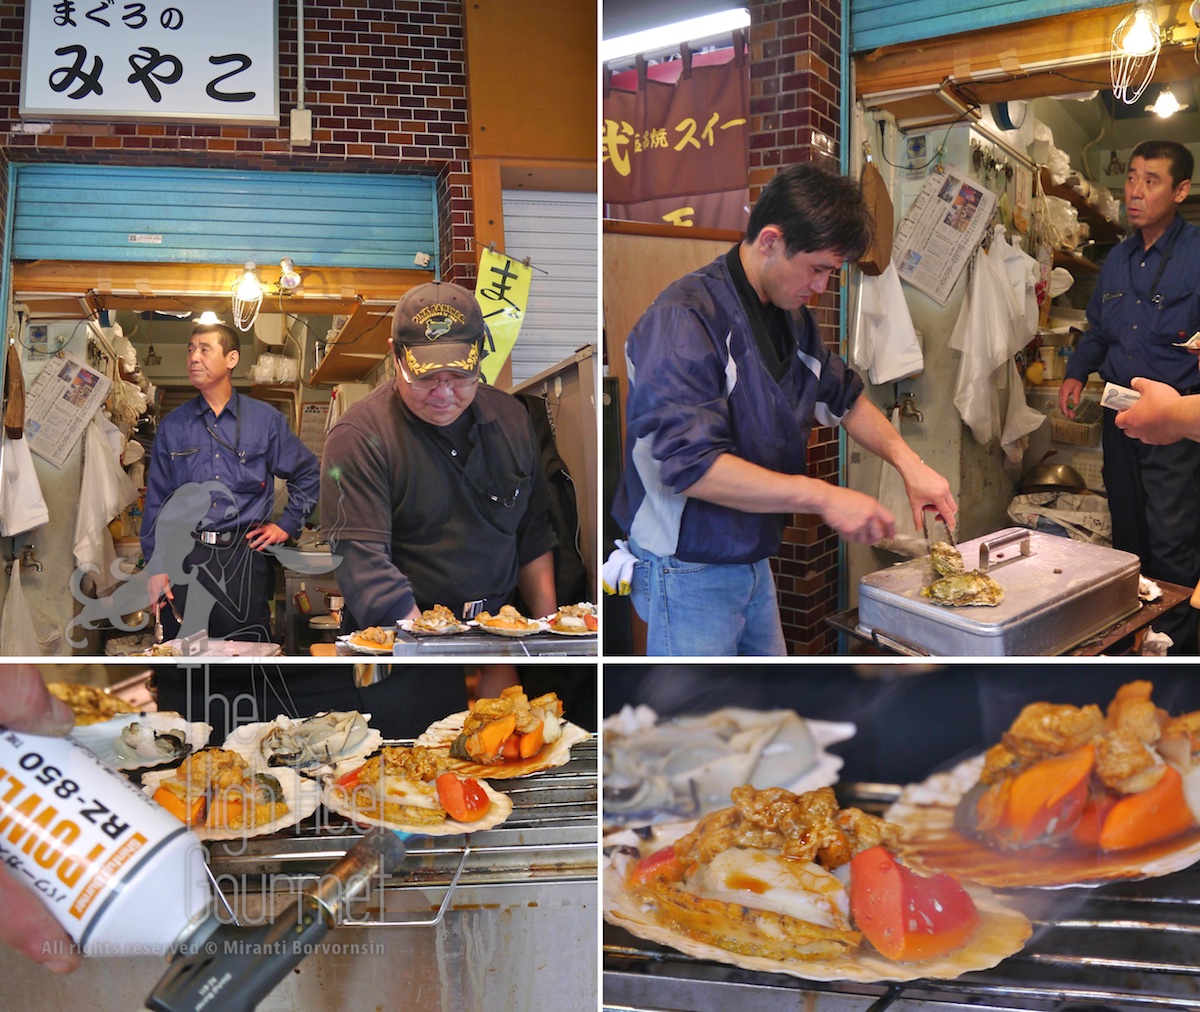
top-left (518, 722), bottom-right (544, 759)
top-left (850, 846), bottom-right (980, 962)
top-left (206, 793), bottom-right (244, 830)
top-left (1098, 765), bottom-right (1196, 852)
top-left (153, 786), bottom-right (205, 826)
top-left (998, 744), bottom-right (1094, 846)
top-left (466, 713), bottom-right (517, 762)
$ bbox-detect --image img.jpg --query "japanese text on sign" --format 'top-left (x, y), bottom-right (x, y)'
top-left (474, 249), bottom-right (533, 385)
top-left (20, 0), bottom-right (279, 123)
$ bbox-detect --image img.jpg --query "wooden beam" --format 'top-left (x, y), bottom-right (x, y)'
top-left (856, 2), bottom-right (1200, 110)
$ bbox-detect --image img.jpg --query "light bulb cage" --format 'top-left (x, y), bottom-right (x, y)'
top-left (231, 261), bottom-right (264, 332)
top-left (1111, 0), bottom-right (1162, 105)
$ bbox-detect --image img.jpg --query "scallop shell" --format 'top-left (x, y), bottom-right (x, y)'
top-left (602, 826), bottom-right (1032, 983)
top-left (414, 713), bottom-right (591, 779)
top-left (886, 754), bottom-right (1200, 888)
top-left (70, 711), bottom-right (212, 771)
top-left (141, 764), bottom-right (321, 842)
top-left (321, 759), bottom-right (513, 835)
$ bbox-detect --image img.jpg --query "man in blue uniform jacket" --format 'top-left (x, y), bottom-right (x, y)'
top-left (612, 163), bottom-right (957, 656)
top-left (141, 320), bottom-right (320, 642)
top-left (1059, 140), bottom-right (1200, 654)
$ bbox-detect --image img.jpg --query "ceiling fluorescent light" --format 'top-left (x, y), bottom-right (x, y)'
top-left (602, 8), bottom-right (750, 64)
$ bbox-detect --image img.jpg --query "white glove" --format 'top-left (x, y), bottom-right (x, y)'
top-left (602, 540), bottom-right (637, 596)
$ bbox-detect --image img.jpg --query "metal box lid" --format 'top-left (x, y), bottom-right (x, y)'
top-left (857, 528), bottom-right (1141, 655)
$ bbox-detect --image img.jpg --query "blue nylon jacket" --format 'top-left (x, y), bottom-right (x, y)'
top-left (1065, 215), bottom-right (1200, 392)
top-left (612, 251), bottom-right (865, 564)
top-left (142, 389), bottom-right (320, 565)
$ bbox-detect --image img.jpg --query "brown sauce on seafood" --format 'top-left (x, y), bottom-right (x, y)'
top-left (901, 825), bottom-right (1200, 887)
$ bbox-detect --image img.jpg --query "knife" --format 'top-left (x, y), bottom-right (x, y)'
top-left (921, 506), bottom-right (957, 548)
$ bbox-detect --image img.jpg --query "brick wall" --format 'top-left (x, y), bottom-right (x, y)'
top-left (748, 0), bottom-right (846, 654)
top-left (0, 1), bottom-right (476, 284)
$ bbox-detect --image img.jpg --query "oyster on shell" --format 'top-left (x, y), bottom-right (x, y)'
top-left (929, 541), bottom-right (965, 577)
top-left (921, 571), bottom-right (1004, 608)
top-left (603, 708), bottom-right (818, 822)
top-left (258, 711), bottom-right (371, 768)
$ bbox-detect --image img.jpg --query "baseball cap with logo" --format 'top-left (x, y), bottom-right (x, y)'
top-left (391, 281), bottom-right (485, 380)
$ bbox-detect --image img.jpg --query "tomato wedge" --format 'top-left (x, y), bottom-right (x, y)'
top-left (628, 844), bottom-right (685, 886)
top-left (850, 845), bottom-right (980, 962)
top-left (436, 773), bottom-right (490, 822)
top-left (334, 765), bottom-right (362, 790)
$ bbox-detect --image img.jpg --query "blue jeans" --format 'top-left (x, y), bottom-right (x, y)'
top-left (627, 539), bottom-right (787, 656)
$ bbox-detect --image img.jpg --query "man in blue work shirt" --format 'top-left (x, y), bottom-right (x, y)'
top-left (141, 321), bottom-right (320, 642)
top-left (1059, 139), bottom-right (1200, 654)
top-left (612, 163), bottom-right (957, 656)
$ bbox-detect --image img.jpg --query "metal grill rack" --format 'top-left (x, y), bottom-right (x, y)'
top-left (603, 780), bottom-right (1200, 1012)
top-left (208, 739), bottom-right (598, 926)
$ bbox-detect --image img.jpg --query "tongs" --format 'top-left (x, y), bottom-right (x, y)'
top-left (922, 506), bottom-right (957, 548)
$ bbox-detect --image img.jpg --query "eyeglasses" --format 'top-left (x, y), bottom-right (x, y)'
top-left (404, 372), bottom-right (479, 392)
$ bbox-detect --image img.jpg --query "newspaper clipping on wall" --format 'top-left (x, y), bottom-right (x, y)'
top-left (893, 168), bottom-right (998, 306)
top-left (26, 352), bottom-right (112, 468)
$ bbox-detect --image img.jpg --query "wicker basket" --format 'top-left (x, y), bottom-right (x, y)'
top-left (1051, 412), bottom-right (1101, 447)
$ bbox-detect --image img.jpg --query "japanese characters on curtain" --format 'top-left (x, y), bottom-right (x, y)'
top-left (603, 51), bottom-right (750, 232)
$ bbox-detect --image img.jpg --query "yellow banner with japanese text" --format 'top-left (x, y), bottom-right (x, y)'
top-left (475, 249), bottom-right (533, 384)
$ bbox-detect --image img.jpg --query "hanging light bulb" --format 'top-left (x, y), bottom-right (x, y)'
top-left (230, 262), bottom-right (264, 332)
top-left (197, 310), bottom-right (222, 325)
top-left (278, 257), bottom-right (303, 291)
top-left (1118, 2), bottom-right (1159, 54)
top-left (1147, 86), bottom-right (1186, 116)
top-left (1111, 1), bottom-right (1162, 104)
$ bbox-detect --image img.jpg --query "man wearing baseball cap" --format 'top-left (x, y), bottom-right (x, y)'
top-left (321, 281), bottom-right (559, 630)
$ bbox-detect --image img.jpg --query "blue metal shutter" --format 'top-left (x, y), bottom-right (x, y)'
top-left (10, 164), bottom-right (437, 270)
top-left (850, 1), bottom-right (1110, 54)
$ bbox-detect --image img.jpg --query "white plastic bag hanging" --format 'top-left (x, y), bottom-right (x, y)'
top-left (950, 247), bottom-right (1009, 444)
top-left (0, 563), bottom-right (44, 655)
top-left (874, 407), bottom-right (927, 558)
top-left (0, 433), bottom-right (50, 536)
top-left (73, 415), bottom-right (138, 596)
top-left (988, 225), bottom-right (1039, 344)
top-left (999, 358), bottom-right (1046, 463)
top-left (852, 263), bottom-right (924, 385)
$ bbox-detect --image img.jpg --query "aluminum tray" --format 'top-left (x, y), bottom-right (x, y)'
top-left (856, 528), bottom-right (1141, 656)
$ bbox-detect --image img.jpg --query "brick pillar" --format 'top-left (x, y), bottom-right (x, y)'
top-left (748, 0), bottom-right (845, 654)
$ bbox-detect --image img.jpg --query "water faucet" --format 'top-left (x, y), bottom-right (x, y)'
top-left (900, 392), bottom-right (923, 423)
top-left (5, 544), bottom-right (43, 574)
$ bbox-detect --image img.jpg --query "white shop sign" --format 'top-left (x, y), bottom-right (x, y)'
top-left (19, 0), bottom-right (279, 124)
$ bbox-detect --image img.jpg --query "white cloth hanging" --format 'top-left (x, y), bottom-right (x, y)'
top-left (852, 263), bottom-right (924, 385)
top-left (0, 433), bottom-right (50, 536)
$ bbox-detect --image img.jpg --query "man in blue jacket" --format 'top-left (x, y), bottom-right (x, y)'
top-left (142, 321), bottom-right (320, 641)
top-left (1059, 139), bottom-right (1200, 654)
top-left (613, 163), bottom-right (956, 655)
